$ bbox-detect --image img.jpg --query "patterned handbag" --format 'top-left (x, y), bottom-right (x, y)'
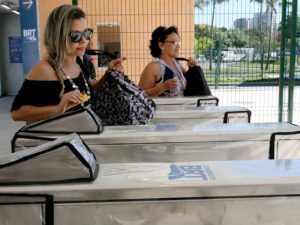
top-left (91, 70), bottom-right (156, 126)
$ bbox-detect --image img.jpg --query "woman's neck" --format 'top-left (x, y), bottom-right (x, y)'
top-left (64, 55), bottom-right (78, 67)
top-left (62, 56), bottom-right (80, 78)
top-left (160, 55), bottom-right (174, 65)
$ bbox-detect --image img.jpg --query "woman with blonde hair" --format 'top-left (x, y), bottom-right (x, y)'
top-left (11, 4), bottom-right (126, 122)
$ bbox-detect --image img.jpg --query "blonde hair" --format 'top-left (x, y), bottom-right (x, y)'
top-left (44, 4), bottom-right (86, 96)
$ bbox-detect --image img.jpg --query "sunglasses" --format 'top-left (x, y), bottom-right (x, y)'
top-left (164, 40), bottom-right (180, 45)
top-left (69, 28), bottom-right (93, 43)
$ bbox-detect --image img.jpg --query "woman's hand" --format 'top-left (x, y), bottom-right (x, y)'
top-left (56, 90), bottom-right (83, 114)
top-left (91, 57), bottom-right (127, 89)
top-left (162, 78), bottom-right (178, 90)
top-left (187, 57), bottom-right (197, 67)
top-left (108, 57), bottom-right (127, 73)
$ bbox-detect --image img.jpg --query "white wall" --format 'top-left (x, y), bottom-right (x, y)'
top-left (0, 14), bottom-right (23, 96)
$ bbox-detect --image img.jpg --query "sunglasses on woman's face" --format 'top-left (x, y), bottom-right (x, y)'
top-left (164, 40), bottom-right (181, 46)
top-left (69, 28), bottom-right (93, 43)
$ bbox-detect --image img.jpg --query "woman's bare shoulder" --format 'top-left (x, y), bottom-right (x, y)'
top-left (139, 60), bottom-right (161, 87)
top-left (27, 60), bottom-right (59, 81)
top-left (142, 60), bottom-right (160, 74)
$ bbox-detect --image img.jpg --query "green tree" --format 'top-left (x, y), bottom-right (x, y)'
top-left (278, 15), bottom-right (300, 38)
top-left (195, 36), bottom-right (213, 56)
top-left (195, 24), bottom-right (215, 57)
top-left (215, 29), bottom-right (231, 47)
top-left (194, 0), bottom-right (206, 9)
top-left (195, 0), bottom-right (229, 70)
top-left (195, 24), bottom-right (212, 39)
top-left (214, 28), bottom-right (248, 48)
top-left (227, 29), bottom-right (249, 47)
top-left (251, 0), bottom-right (266, 71)
top-left (195, 24), bottom-right (249, 59)
top-left (246, 28), bottom-right (267, 48)
top-left (265, 0), bottom-right (278, 70)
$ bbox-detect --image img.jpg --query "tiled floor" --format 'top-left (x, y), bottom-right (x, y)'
top-left (0, 96), bottom-right (25, 156)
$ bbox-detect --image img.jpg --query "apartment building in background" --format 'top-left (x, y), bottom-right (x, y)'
top-left (234, 18), bottom-right (252, 31)
top-left (234, 12), bottom-right (277, 38)
top-left (252, 12), bottom-right (277, 37)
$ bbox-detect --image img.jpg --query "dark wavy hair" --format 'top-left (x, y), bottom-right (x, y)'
top-left (149, 26), bottom-right (178, 57)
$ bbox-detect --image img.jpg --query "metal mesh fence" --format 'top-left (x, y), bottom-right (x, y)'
top-left (79, 0), bottom-right (195, 83)
top-left (77, 0), bottom-right (300, 125)
top-left (193, 0), bottom-right (299, 125)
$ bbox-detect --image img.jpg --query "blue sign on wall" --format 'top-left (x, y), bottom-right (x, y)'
top-left (8, 36), bottom-right (22, 63)
top-left (19, 0), bottom-right (40, 74)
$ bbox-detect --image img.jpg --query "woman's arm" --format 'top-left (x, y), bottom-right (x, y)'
top-left (89, 72), bottom-right (108, 90)
top-left (11, 105), bottom-right (63, 122)
top-left (11, 60), bottom-right (83, 122)
top-left (89, 57), bottom-right (127, 90)
top-left (139, 62), bottom-right (178, 97)
top-left (11, 90), bottom-right (83, 122)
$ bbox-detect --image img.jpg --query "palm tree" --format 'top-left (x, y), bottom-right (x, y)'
top-left (265, 0), bottom-right (278, 70)
top-left (195, 0), bottom-right (229, 70)
top-left (251, 0), bottom-right (266, 71)
top-left (194, 0), bottom-right (206, 9)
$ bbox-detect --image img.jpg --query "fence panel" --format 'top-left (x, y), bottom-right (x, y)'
top-left (78, 0), bottom-right (300, 124)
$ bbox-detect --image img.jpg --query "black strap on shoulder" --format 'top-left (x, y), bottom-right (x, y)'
top-left (86, 49), bottom-right (117, 60)
top-left (76, 56), bottom-right (90, 80)
top-left (175, 57), bottom-right (189, 62)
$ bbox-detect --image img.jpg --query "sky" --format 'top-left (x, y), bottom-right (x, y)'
top-left (194, 0), bottom-right (299, 29)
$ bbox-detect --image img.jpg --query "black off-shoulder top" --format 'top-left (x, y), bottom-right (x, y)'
top-left (11, 73), bottom-right (90, 111)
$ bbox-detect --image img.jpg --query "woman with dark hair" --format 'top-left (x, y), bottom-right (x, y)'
top-left (138, 26), bottom-right (196, 97)
top-left (11, 4), bottom-right (126, 122)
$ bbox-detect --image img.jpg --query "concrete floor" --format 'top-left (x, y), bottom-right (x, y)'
top-left (0, 96), bottom-right (25, 156)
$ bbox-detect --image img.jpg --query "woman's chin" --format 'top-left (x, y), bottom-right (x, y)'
top-left (76, 48), bottom-right (86, 55)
